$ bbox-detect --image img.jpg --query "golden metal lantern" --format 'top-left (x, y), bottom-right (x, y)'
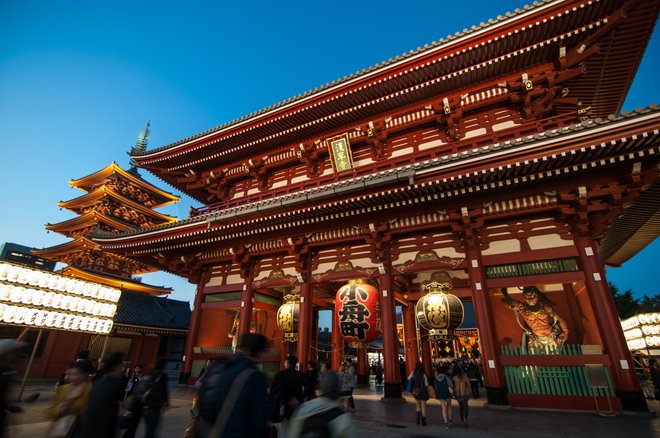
top-left (415, 273), bottom-right (464, 341)
top-left (276, 293), bottom-right (300, 342)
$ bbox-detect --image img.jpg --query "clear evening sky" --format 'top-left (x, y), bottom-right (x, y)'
top-left (1, 0), bottom-right (657, 307)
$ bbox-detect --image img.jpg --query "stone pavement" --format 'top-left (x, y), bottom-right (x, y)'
top-left (6, 379), bottom-right (660, 437)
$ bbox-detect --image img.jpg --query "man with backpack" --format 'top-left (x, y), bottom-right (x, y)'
top-left (196, 333), bottom-right (270, 437)
top-left (287, 371), bottom-right (353, 438)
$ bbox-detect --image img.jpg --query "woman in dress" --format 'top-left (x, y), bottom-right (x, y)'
top-left (452, 365), bottom-right (472, 427)
top-left (45, 360), bottom-right (93, 438)
top-left (408, 362), bottom-right (429, 426)
top-left (434, 363), bottom-right (454, 429)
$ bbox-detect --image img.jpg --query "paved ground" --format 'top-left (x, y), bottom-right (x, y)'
top-left (6, 379), bottom-right (660, 437)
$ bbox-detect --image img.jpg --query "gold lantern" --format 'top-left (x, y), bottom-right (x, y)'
top-left (415, 272), bottom-right (464, 341)
top-left (277, 293), bottom-right (300, 342)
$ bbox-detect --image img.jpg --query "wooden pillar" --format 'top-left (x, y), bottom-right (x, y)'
top-left (238, 279), bottom-right (255, 337)
top-left (179, 268), bottom-right (211, 383)
top-left (402, 303), bottom-right (419, 376)
top-left (312, 310), bottom-right (319, 363)
top-left (331, 309), bottom-right (343, 370)
top-left (575, 235), bottom-right (647, 411)
top-left (357, 347), bottom-right (369, 385)
top-left (379, 266), bottom-right (403, 402)
top-left (297, 280), bottom-right (313, 370)
top-left (465, 246), bottom-right (507, 405)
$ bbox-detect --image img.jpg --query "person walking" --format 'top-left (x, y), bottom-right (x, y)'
top-left (306, 360), bottom-right (319, 396)
top-left (140, 358), bottom-right (169, 438)
top-left (467, 362), bottom-right (481, 399)
top-left (452, 365), bottom-right (471, 427)
top-left (338, 364), bottom-right (353, 412)
top-left (434, 364), bottom-right (454, 429)
top-left (45, 360), bottom-right (93, 438)
top-left (344, 359), bottom-right (356, 412)
top-left (196, 333), bottom-right (270, 437)
top-left (408, 362), bottom-right (429, 426)
top-left (124, 364), bottom-right (144, 399)
top-left (288, 371), bottom-right (354, 438)
top-left (270, 354), bottom-right (313, 435)
top-left (78, 352), bottom-right (126, 438)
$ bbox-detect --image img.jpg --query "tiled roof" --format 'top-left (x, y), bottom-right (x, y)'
top-left (115, 290), bottom-right (190, 330)
top-left (130, 0), bottom-right (564, 156)
top-left (92, 104), bottom-right (659, 242)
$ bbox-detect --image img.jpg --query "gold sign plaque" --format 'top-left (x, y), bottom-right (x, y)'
top-left (326, 133), bottom-right (354, 173)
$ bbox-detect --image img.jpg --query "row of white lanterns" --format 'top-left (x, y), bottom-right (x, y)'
top-left (0, 283), bottom-right (116, 317)
top-left (621, 313), bottom-right (660, 351)
top-left (0, 262), bottom-right (121, 302)
top-left (0, 303), bottom-right (113, 334)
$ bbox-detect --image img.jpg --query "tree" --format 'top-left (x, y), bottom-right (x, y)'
top-left (638, 294), bottom-right (660, 313)
top-left (609, 282), bottom-right (639, 319)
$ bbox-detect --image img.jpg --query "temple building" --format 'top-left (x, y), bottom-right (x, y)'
top-left (7, 125), bottom-right (191, 377)
top-left (93, 0), bottom-right (658, 412)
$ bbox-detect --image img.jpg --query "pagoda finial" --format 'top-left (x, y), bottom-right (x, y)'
top-left (128, 121), bottom-right (150, 176)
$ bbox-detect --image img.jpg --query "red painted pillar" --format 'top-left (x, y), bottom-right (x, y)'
top-left (297, 281), bottom-right (313, 370)
top-left (357, 347), bottom-right (369, 385)
top-left (183, 270), bottom-right (210, 380)
top-left (575, 235), bottom-right (647, 411)
top-left (238, 280), bottom-right (255, 337)
top-left (465, 247), bottom-right (507, 405)
top-left (379, 267), bottom-right (403, 401)
top-left (402, 303), bottom-right (419, 376)
top-left (331, 309), bottom-right (343, 371)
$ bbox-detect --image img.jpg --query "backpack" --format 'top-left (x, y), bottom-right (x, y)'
top-left (300, 407), bottom-right (344, 438)
top-left (196, 357), bottom-right (234, 422)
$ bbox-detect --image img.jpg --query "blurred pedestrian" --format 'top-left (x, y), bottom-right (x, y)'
top-left (408, 362), bottom-right (429, 426)
top-left (288, 371), bottom-right (353, 438)
top-left (140, 358), bottom-right (169, 438)
top-left (344, 359), bottom-right (356, 412)
top-left (270, 355), bottom-right (313, 435)
top-left (0, 339), bottom-right (26, 436)
top-left (45, 360), bottom-right (93, 438)
top-left (196, 333), bottom-right (270, 437)
top-left (434, 364), bottom-right (453, 429)
top-left (78, 352), bottom-right (126, 438)
top-left (452, 365), bottom-right (471, 427)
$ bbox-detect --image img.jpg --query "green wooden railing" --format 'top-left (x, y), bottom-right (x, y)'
top-left (487, 258), bottom-right (578, 279)
top-left (501, 344), bottom-right (583, 356)
top-left (503, 364), bottom-right (615, 397)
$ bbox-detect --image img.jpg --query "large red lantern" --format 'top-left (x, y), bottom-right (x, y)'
top-left (335, 279), bottom-right (381, 345)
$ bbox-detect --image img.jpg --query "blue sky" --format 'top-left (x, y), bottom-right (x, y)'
top-left (1, 0), bottom-right (657, 309)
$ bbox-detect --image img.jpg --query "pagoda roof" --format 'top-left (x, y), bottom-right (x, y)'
top-left (32, 236), bottom-right (103, 257)
top-left (46, 211), bottom-right (135, 236)
top-left (69, 162), bottom-right (179, 209)
top-left (60, 266), bottom-right (172, 296)
top-left (32, 236), bottom-right (156, 274)
top-left (93, 105), bottom-right (660, 268)
top-left (58, 186), bottom-right (178, 224)
top-left (130, 0), bottom-right (659, 203)
top-left (115, 290), bottom-right (189, 329)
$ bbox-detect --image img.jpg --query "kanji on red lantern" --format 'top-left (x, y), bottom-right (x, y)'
top-left (335, 281), bottom-right (381, 344)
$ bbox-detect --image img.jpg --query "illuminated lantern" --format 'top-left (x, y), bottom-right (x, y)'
top-left (335, 279), bottom-right (381, 346)
top-left (276, 293), bottom-right (300, 342)
top-left (415, 272), bottom-right (464, 341)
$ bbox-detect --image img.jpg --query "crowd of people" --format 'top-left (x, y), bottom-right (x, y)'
top-left (0, 333), bottom-right (487, 438)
